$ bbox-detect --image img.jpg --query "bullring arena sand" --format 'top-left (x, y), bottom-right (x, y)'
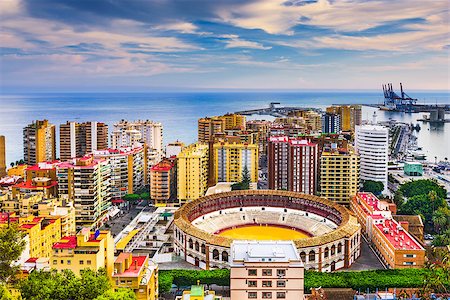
top-left (217, 224), bottom-right (309, 240)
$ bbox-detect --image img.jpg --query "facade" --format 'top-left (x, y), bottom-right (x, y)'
top-left (12, 162), bottom-right (59, 198)
top-left (51, 228), bottom-right (114, 277)
top-left (326, 105), bottom-right (362, 132)
top-left (221, 113), bottom-right (246, 130)
top-left (351, 193), bottom-right (425, 268)
top-left (0, 135), bottom-right (5, 177)
top-left (288, 110), bottom-right (322, 132)
top-left (246, 120), bottom-right (271, 155)
top-left (322, 113), bottom-right (341, 134)
top-left (0, 192), bottom-right (44, 215)
top-left (404, 162), bottom-right (423, 176)
top-left (150, 159), bottom-right (176, 206)
top-left (111, 120), bottom-right (163, 153)
top-left (23, 120), bottom-right (56, 165)
top-left (355, 125), bottom-right (389, 192)
top-left (320, 148), bottom-right (360, 205)
top-left (93, 146), bottom-right (146, 199)
top-left (230, 241), bottom-right (304, 300)
top-left (57, 156), bottom-right (111, 228)
top-left (112, 253), bottom-right (158, 300)
top-left (174, 190), bottom-right (361, 271)
top-left (198, 117), bottom-right (226, 143)
top-left (7, 164), bottom-right (28, 177)
top-left (177, 144), bottom-right (209, 203)
top-left (213, 142), bottom-right (258, 183)
top-left (19, 216), bottom-right (62, 259)
top-left (268, 137), bottom-right (318, 194)
top-left (60, 121), bottom-right (108, 161)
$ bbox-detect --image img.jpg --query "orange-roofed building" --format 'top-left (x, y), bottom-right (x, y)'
top-left (12, 161), bottom-right (59, 198)
top-left (112, 253), bottom-right (158, 300)
top-left (150, 159), bottom-right (175, 206)
top-left (50, 228), bottom-right (114, 277)
top-left (351, 192), bottom-right (425, 268)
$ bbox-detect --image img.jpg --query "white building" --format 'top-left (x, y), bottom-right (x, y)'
top-left (111, 120), bottom-right (163, 154)
top-left (230, 241), bottom-right (304, 300)
top-left (355, 124), bottom-right (389, 192)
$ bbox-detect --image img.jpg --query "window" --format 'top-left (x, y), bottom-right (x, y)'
top-left (277, 269), bottom-right (286, 277)
top-left (309, 250), bottom-right (316, 262)
top-left (67, 260), bottom-right (71, 265)
top-left (213, 249), bottom-right (220, 260)
top-left (53, 260), bottom-right (57, 265)
top-left (79, 260), bottom-right (84, 265)
top-left (324, 247), bottom-right (329, 258)
top-left (337, 243), bottom-right (342, 254)
top-left (262, 281), bottom-right (272, 287)
top-left (60, 260), bottom-right (64, 264)
top-left (262, 292), bottom-right (272, 299)
top-left (248, 269), bottom-right (257, 276)
top-left (222, 251), bottom-right (229, 262)
top-left (201, 244), bottom-right (206, 254)
top-left (262, 269), bottom-right (272, 276)
top-left (248, 292), bottom-right (257, 299)
top-left (277, 280), bottom-right (286, 287)
top-left (248, 280), bottom-right (257, 287)
top-left (87, 260), bottom-right (91, 265)
top-left (277, 292), bottom-right (286, 299)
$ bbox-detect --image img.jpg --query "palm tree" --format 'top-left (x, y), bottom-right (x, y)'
top-left (10, 162), bottom-right (14, 168)
top-left (432, 208), bottom-right (448, 234)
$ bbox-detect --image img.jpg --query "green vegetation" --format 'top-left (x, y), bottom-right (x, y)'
top-left (361, 180), bottom-right (384, 195)
top-left (0, 284), bottom-right (13, 300)
top-left (159, 268), bottom-right (450, 293)
top-left (399, 179), bottom-right (447, 199)
top-left (122, 191), bottom-right (150, 204)
top-left (231, 166), bottom-right (251, 190)
top-left (0, 225), bottom-right (26, 283)
top-left (18, 269), bottom-right (135, 300)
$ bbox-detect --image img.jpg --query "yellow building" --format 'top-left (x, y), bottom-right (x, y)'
top-left (23, 120), bottom-right (56, 165)
top-left (326, 105), bottom-right (362, 132)
top-left (320, 148), bottom-right (360, 205)
top-left (0, 192), bottom-right (43, 216)
top-left (213, 142), bottom-right (258, 183)
top-left (198, 117), bottom-right (225, 143)
top-left (50, 228), bottom-right (114, 277)
top-left (0, 135), bottom-right (6, 177)
top-left (220, 113), bottom-right (246, 130)
top-left (7, 164), bottom-right (28, 177)
top-left (150, 159), bottom-right (176, 207)
top-left (175, 283), bottom-right (222, 300)
top-left (177, 144), bottom-right (209, 203)
top-left (288, 110), bottom-right (322, 131)
top-left (37, 198), bottom-right (76, 237)
top-left (19, 216), bottom-right (62, 259)
top-left (112, 253), bottom-right (158, 300)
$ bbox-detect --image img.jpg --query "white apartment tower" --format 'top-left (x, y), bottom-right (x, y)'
top-left (355, 124), bottom-right (389, 192)
top-left (111, 120), bottom-right (163, 153)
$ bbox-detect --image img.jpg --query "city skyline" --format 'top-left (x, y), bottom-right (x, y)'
top-left (1, 0), bottom-right (449, 92)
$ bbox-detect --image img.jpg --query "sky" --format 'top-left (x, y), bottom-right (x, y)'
top-left (0, 0), bottom-right (449, 91)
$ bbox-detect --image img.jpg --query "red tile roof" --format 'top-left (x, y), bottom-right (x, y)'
top-left (114, 255), bottom-right (147, 277)
top-left (53, 236), bottom-right (77, 249)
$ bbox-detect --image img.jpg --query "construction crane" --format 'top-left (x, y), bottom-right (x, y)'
top-left (382, 83), bottom-right (417, 112)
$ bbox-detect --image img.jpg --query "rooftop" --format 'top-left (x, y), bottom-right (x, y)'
top-left (231, 240), bottom-right (302, 264)
top-left (113, 254), bottom-right (147, 277)
top-left (52, 236), bottom-right (77, 249)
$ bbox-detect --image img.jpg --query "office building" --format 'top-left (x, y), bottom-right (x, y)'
top-left (320, 147), bottom-right (360, 205)
top-left (0, 135), bottom-right (5, 177)
top-left (268, 137), bottom-right (318, 194)
top-left (150, 159), bottom-right (176, 206)
top-left (57, 156), bottom-right (111, 228)
top-left (60, 121), bottom-right (108, 161)
top-left (23, 120), bottom-right (56, 165)
top-left (111, 120), bottom-right (163, 153)
top-left (51, 228), bottom-right (114, 277)
top-left (112, 253), bottom-right (159, 300)
top-left (93, 146), bottom-right (146, 199)
top-left (230, 241), bottom-right (304, 300)
top-left (326, 105), bottom-right (362, 132)
top-left (351, 193), bottom-right (425, 268)
top-left (177, 143), bottom-right (209, 203)
top-left (213, 142), bottom-right (258, 183)
top-left (322, 113), bottom-right (341, 134)
top-left (355, 125), bottom-right (389, 192)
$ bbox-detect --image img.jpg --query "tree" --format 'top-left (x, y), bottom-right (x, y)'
top-left (399, 179), bottom-right (447, 199)
top-left (231, 166), bottom-right (251, 191)
top-left (122, 194), bottom-right (140, 204)
top-left (361, 180), bottom-right (384, 195)
top-left (0, 225), bottom-right (26, 283)
top-left (393, 190), bottom-right (404, 207)
top-left (139, 192), bottom-right (149, 200)
top-left (94, 289), bottom-right (136, 300)
top-left (9, 162), bottom-right (14, 168)
top-left (0, 284), bottom-right (13, 300)
top-left (432, 206), bottom-right (450, 234)
top-left (399, 193), bottom-right (447, 230)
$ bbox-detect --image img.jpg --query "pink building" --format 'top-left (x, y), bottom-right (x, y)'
top-left (230, 241), bottom-right (304, 300)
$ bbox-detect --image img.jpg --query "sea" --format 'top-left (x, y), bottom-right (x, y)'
top-left (0, 91), bottom-right (449, 164)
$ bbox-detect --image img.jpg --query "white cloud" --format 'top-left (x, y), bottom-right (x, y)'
top-left (224, 37), bottom-right (272, 50)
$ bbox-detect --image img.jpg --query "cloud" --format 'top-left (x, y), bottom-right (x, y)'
top-left (222, 36), bottom-right (271, 50)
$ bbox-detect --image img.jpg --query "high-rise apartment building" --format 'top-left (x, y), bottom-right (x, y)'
top-left (322, 113), bottom-right (341, 134)
top-left (268, 137), bottom-right (318, 194)
top-left (23, 120), bottom-right (56, 165)
top-left (60, 121), bottom-right (108, 161)
top-left (111, 120), bottom-right (163, 153)
top-left (177, 143), bottom-right (209, 203)
top-left (213, 142), bottom-right (258, 183)
top-left (198, 117), bottom-right (226, 143)
top-left (355, 125), bottom-right (389, 191)
top-left (287, 110), bottom-right (322, 132)
top-left (326, 105), bottom-right (362, 132)
top-left (0, 136), bottom-right (5, 177)
top-left (57, 156), bottom-right (111, 228)
top-left (150, 159), bottom-right (176, 206)
top-left (166, 141), bottom-right (185, 158)
top-left (221, 113), bottom-right (246, 130)
top-left (93, 146), bottom-right (146, 199)
top-left (320, 148), bottom-right (360, 205)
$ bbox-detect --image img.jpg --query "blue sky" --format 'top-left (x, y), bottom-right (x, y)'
top-left (0, 0), bottom-right (448, 91)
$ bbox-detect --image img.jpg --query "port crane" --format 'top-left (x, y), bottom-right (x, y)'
top-left (382, 83), bottom-right (417, 112)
